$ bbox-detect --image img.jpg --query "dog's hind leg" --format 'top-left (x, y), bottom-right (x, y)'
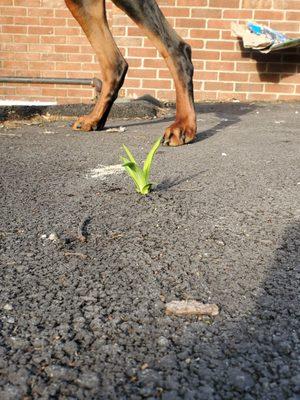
top-left (112, 0), bottom-right (196, 146)
top-left (64, 0), bottom-right (128, 131)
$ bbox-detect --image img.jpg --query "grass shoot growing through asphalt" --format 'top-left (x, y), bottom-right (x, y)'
top-left (121, 137), bottom-right (161, 195)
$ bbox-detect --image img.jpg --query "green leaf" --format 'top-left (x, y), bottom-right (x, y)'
top-left (122, 144), bottom-right (137, 164)
top-left (121, 138), bottom-right (161, 195)
top-left (143, 137), bottom-right (161, 182)
top-left (141, 183), bottom-right (152, 195)
top-left (122, 160), bottom-right (146, 194)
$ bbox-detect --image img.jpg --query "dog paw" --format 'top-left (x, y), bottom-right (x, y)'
top-left (72, 115), bottom-right (99, 132)
top-left (162, 120), bottom-right (196, 146)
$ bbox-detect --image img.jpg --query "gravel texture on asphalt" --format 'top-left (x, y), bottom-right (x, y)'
top-left (0, 102), bottom-right (299, 400)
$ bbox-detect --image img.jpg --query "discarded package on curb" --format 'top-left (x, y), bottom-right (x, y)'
top-left (232, 21), bottom-right (300, 53)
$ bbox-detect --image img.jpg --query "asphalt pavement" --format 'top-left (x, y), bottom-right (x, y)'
top-left (0, 102), bottom-right (299, 399)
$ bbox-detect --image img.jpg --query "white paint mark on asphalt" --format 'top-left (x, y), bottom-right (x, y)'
top-left (105, 126), bottom-right (127, 133)
top-left (88, 164), bottom-right (124, 180)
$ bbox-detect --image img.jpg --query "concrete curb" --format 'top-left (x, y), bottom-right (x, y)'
top-left (0, 99), bottom-right (161, 122)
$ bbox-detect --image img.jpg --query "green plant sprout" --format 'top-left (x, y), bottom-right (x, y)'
top-left (121, 137), bottom-right (161, 195)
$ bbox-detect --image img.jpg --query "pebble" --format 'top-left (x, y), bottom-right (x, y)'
top-left (157, 336), bottom-right (169, 348)
top-left (3, 304), bottom-right (13, 311)
top-left (48, 232), bottom-right (59, 242)
top-left (76, 372), bottom-right (99, 389)
top-left (165, 300), bottom-right (219, 317)
top-left (45, 366), bottom-right (65, 379)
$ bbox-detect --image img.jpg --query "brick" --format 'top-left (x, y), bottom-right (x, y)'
top-left (14, 17), bottom-right (40, 25)
top-left (219, 72), bottom-right (249, 82)
top-left (190, 29), bottom-right (220, 39)
top-left (176, 18), bottom-right (206, 28)
top-left (29, 61), bottom-right (55, 70)
top-left (205, 81), bottom-right (234, 91)
top-left (223, 10), bottom-right (253, 19)
top-left (28, 26), bottom-right (54, 35)
top-left (236, 62), bottom-right (266, 72)
top-left (130, 69), bottom-right (157, 79)
top-left (41, 53), bottom-right (67, 61)
top-left (193, 50), bottom-right (220, 60)
top-left (209, 0), bottom-right (239, 7)
top-left (206, 41), bottom-right (235, 50)
top-left (265, 83), bottom-right (296, 93)
top-left (188, 39), bottom-right (204, 49)
top-left (280, 73), bottom-right (300, 84)
top-left (177, 0), bottom-right (208, 6)
top-left (1, 7), bottom-right (26, 16)
top-left (1, 43), bottom-right (28, 52)
top-left (195, 90), bottom-right (217, 101)
top-left (128, 48), bottom-right (158, 58)
top-left (206, 61), bottom-right (235, 71)
top-left (235, 83), bottom-right (264, 92)
top-left (41, 36), bottom-right (66, 44)
top-left (67, 89), bottom-right (93, 97)
top-left (2, 26), bottom-right (27, 34)
top-left (254, 10), bottom-right (284, 20)
top-left (218, 92), bottom-right (247, 101)
top-left (242, 0), bottom-right (272, 9)
top-left (278, 94), bottom-right (300, 100)
top-left (28, 8), bottom-right (54, 17)
top-left (221, 51), bottom-right (248, 61)
top-left (14, 0), bottom-right (41, 5)
top-left (55, 45), bottom-right (80, 53)
top-left (41, 88), bottom-right (70, 97)
top-left (250, 73), bottom-right (280, 83)
top-left (247, 93), bottom-right (277, 101)
top-left (40, 17), bottom-right (66, 26)
top-left (0, 87), bottom-right (16, 95)
top-left (143, 79), bottom-right (171, 89)
top-left (0, 16), bottom-right (14, 24)
top-left (191, 8), bottom-right (222, 18)
top-left (67, 54), bottom-right (93, 63)
top-left (207, 20), bottom-right (232, 29)
top-left (14, 35), bottom-right (39, 44)
top-left (285, 0), bottom-right (300, 9)
top-left (270, 21), bottom-right (300, 33)
top-left (162, 7), bottom-right (189, 17)
top-left (286, 11), bottom-right (300, 21)
top-left (194, 71), bottom-right (218, 80)
top-left (56, 62), bottom-right (83, 71)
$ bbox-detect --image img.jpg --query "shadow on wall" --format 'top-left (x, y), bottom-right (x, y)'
top-left (237, 39), bottom-right (300, 83)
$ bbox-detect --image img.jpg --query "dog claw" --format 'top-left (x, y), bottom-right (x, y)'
top-left (162, 136), bottom-right (170, 146)
top-left (163, 122), bottom-right (196, 146)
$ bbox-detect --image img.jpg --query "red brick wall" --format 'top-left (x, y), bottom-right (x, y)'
top-left (0, 0), bottom-right (299, 104)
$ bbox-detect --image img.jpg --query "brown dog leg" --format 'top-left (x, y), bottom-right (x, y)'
top-left (64, 0), bottom-right (128, 131)
top-left (112, 0), bottom-right (196, 146)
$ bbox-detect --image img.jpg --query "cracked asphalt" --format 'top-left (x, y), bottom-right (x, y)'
top-left (0, 102), bottom-right (299, 400)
